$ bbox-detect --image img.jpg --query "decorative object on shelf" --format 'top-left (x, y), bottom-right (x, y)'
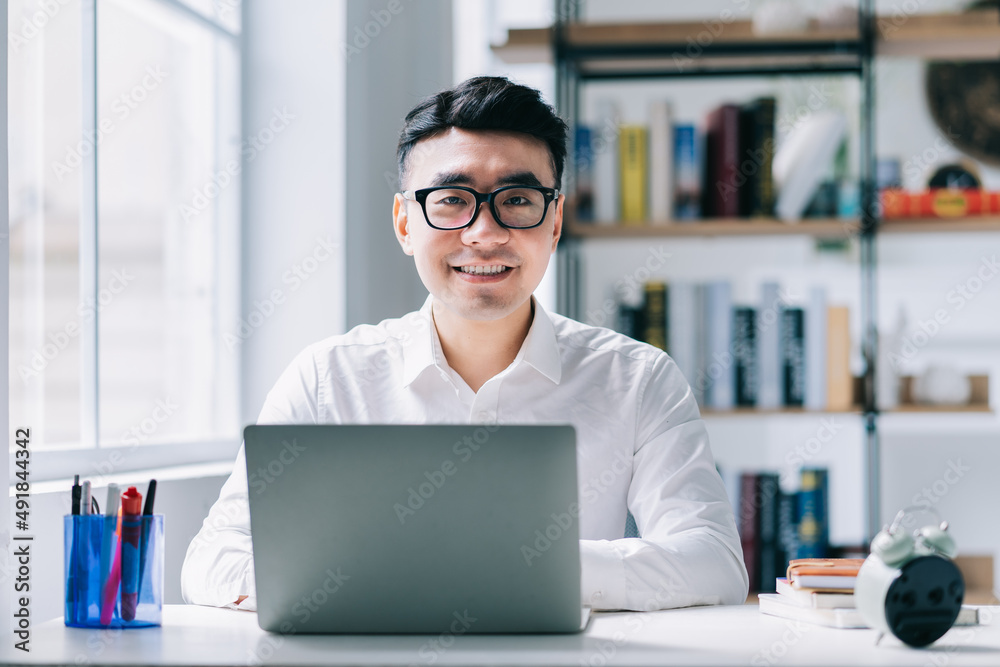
top-left (752, 0), bottom-right (809, 35)
top-left (925, 1), bottom-right (1000, 166)
top-left (876, 306), bottom-right (906, 411)
top-left (855, 507), bottom-right (964, 647)
top-left (927, 162), bottom-right (981, 189)
top-left (911, 365), bottom-right (972, 406)
top-left (773, 111), bottom-right (847, 222)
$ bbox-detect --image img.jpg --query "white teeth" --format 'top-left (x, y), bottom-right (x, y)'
top-left (459, 265), bottom-right (509, 275)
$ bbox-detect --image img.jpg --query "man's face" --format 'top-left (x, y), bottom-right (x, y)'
top-left (393, 127), bottom-right (563, 323)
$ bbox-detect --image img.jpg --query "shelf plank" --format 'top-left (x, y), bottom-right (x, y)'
top-left (565, 218), bottom-right (858, 238)
top-left (877, 9), bottom-right (1000, 60)
top-left (492, 10), bottom-right (1000, 64)
top-left (880, 217), bottom-right (1000, 233)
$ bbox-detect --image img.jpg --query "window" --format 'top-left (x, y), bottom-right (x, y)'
top-left (8, 0), bottom-right (241, 480)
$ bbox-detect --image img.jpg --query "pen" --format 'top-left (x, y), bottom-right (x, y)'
top-left (67, 475), bottom-right (81, 624)
top-left (137, 479), bottom-right (157, 602)
top-left (80, 481), bottom-right (91, 515)
top-left (77, 480), bottom-right (92, 622)
top-left (100, 505), bottom-right (122, 625)
top-left (99, 484), bottom-right (120, 619)
top-left (120, 487), bottom-right (143, 621)
top-left (71, 474), bottom-right (81, 515)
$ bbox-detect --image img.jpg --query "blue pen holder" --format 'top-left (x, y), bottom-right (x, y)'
top-left (63, 514), bottom-right (164, 628)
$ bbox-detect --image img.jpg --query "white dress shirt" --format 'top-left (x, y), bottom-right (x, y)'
top-left (181, 295), bottom-right (748, 611)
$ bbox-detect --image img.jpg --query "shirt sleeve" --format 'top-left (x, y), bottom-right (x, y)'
top-left (580, 352), bottom-right (749, 611)
top-left (180, 348), bottom-right (322, 609)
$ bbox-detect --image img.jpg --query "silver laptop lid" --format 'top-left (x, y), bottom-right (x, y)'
top-left (244, 424), bottom-right (582, 634)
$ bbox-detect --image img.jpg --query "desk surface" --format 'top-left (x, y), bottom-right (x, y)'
top-left (12, 604), bottom-right (1000, 666)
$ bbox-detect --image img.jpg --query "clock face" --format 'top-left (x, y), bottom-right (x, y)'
top-left (926, 61), bottom-right (1000, 167)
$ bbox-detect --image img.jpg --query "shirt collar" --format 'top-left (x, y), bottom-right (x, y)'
top-left (400, 295), bottom-right (439, 388)
top-left (400, 295), bottom-right (563, 388)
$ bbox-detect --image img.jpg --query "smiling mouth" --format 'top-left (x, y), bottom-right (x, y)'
top-left (454, 265), bottom-right (511, 275)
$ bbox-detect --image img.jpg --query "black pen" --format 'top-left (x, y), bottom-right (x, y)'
top-left (68, 474), bottom-right (82, 624)
top-left (137, 479), bottom-right (157, 603)
top-left (71, 474), bottom-right (81, 515)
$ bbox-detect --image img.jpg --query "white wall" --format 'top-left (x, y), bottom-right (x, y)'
top-left (343, 0), bottom-right (453, 329)
top-left (240, 0), bottom-right (348, 425)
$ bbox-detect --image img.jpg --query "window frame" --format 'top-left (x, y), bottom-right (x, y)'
top-left (10, 0), bottom-right (244, 484)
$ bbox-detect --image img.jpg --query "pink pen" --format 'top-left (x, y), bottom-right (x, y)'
top-left (100, 508), bottom-right (122, 625)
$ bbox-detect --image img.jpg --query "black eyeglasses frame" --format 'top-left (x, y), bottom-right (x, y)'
top-left (401, 185), bottom-right (559, 231)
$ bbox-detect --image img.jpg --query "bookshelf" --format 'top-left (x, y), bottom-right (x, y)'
top-left (497, 2), bottom-right (1000, 543)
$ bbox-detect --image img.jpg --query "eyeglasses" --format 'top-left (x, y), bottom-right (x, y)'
top-left (401, 185), bottom-right (559, 230)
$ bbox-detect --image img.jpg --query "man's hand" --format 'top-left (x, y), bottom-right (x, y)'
top-left (235, 595), bottom-right (248, 606)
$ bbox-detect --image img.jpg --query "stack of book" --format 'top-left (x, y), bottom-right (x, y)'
top-left (758, 558), bottom-right (980, 628)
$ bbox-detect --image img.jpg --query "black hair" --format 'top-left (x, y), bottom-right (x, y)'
top-left (397, 76), bottom-right (568, 189)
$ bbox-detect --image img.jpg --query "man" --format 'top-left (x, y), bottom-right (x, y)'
top-left (181, 76), bottom-right (748, 611)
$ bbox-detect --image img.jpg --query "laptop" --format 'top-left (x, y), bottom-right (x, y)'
top-left (243, 423), bottom-right (587, 634)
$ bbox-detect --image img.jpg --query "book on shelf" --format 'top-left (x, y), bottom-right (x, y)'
top-left (756, 473), bottom-right (782, 594)
top-left (739, 472), bottom-right (760, 592)
top-left (796, 469), bottom-right (830, 559)
top-left (739, 97), bottom-right (777, 218)
top-left (759, 594), bottom-right (982, 629)
top-left (648, 101), bottom-right (674, 224)
top-left (592, 98), bottom-right (620, 224)
top-left (787, 558), bottom-right (864, 590)
top-left (641, 281), bottom-right (667, 351)
top-left (756, 282), bottom-right (784, 409)
top-left (733, 307), bottom-right (758, 407)
top-left (574, 126), bottom-right (595, 222)
top-left (781, 307), bottom-right (806, 407)
top-left (804, 287), bottom-right (828, 411)
top-left (826, 306), bottom-right (853, 411)
top-left (704, 281), bottom-right (734, 410)
top-left (674, 124), bottom-right (700, 220)
top-left (703, 103), bottom-right (741, 218)
top-left (667, 281), bottom-right (698, 389)
top-left (880, 188), bottom-right (1000, 218)
top-left (775, 577), bottom-right (855, 608)
top-left (619, 125), bottom-right (648, 224)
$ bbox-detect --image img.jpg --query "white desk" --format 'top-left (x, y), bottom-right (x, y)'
top-left (12, 604), bottom-right (1000, 666)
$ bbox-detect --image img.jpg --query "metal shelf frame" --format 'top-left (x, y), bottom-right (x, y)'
top-left (553, 0), bottom-right (883, 540)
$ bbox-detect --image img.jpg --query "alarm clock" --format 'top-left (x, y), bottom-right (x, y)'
top-left (855, 507), bottom-right (964, 647)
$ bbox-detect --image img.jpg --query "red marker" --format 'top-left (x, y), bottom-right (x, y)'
top-left (120, 487), bottom-right (143, 621)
